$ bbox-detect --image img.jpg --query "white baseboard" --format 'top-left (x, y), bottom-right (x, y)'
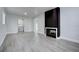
top-left (0, 33), bottom-right (7, 47)
top-left (7, 32), bottom-right (18, 34)
top-left (60, 36), bottom-right (79, 44)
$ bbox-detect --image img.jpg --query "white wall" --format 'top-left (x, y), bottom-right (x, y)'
top-left (24, 18), bottom-right (34, 32)
top-left (34, 13), bottom-right (45, 34)
top-left (0, 8), bottom-right (7, 46)
top-left (6, 14), bottom-right (34, 33)
top-left (6, 14), bottom-right (18, 33)
top-left (60, 7), bottom-right (79, 43)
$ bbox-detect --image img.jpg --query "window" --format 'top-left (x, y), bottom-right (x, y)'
top-left (2, 10), bottom-right (6, 24)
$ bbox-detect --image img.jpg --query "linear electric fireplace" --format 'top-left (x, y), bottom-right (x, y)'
top-left (45, 27), bottom-right (57, 38)
top-left (45, 7), bottom-right (60, 38)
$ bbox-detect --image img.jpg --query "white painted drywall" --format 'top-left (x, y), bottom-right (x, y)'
top-left (34, 13), bottom-right (45, 34)
top-left (60, 7), bottom-right (79, 43)
top-left (24, 18), bottom-right (34, 32)
top-left (6, 13), bottom-right (34, 33)
top-left (6, 14), bottom-right (18, 33)
top-left (0, 8), bottom-right (7, 46)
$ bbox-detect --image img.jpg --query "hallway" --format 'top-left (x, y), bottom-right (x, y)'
top-left (0, 32), bottom-right (79, 52)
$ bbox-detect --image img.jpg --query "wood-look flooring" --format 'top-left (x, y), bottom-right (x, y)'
top-left (0, 32), bottom-right (79, 52)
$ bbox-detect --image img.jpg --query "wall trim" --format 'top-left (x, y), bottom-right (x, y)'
top-left (0, 33), bottom-right (7, 47)
top-left (59, 36), bottom-right (79, 44)
top-left (7, 32), bottom-right (18, 34)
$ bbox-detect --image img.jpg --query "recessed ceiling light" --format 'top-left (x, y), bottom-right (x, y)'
top-left (24, 12), bottom-right (27, 15)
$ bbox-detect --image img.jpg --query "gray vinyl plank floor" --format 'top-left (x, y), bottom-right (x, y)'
top-left (0, 32), bottom-right (79, 52)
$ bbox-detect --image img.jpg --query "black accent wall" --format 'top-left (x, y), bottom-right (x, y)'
top-left (45, 7), bottom-right (60, 37)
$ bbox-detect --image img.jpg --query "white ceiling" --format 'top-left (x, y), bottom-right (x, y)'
top-left (5, 7), bottom-right (55, 18)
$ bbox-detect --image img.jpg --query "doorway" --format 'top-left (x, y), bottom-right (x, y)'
top-left (18, 19), bottom-right (24, 32)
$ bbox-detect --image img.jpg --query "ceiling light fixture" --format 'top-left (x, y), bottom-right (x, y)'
top-left (24, 12), bottom-right (27, 15)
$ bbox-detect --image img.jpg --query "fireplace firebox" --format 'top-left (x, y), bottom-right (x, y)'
top-left (45, 27), bottom-right (57, 38)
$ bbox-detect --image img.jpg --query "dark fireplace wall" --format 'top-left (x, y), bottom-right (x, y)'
top-left (45, 7), bottom-right (60, 37)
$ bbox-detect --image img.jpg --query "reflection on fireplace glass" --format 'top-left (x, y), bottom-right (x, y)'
top-left (46, 29), bottom-right (56, 38)
top-left (50, 30), bottom-right (56, 33)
